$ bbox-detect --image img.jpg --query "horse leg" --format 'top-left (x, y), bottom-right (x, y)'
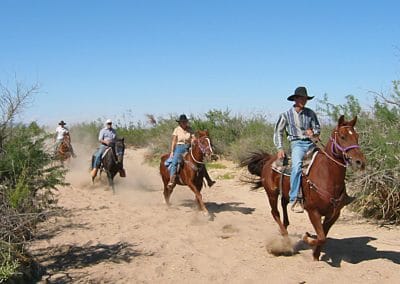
top-left (311, 211), bottom-right (341, 259)
top-left (187, 181), bottom-right (209, 215)
top-left (105, 171), bottom-right (113, 192)
top-left (303, 209), bottom-right (326, 260)
top-left (163, 183), bottom-right (175, 206)
top-left (281, 194), bottom-right (290, 229)
top-left (161, 169), bottom-right (173, 205)
top-left (266, 189), bottom-right (288, 236)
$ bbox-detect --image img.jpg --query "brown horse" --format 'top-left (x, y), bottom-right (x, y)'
top-left (240, 115), bottom-right (366, 260)
top-left (160, 130), bottom-right (213, 216)
top-left (56, 134), bottom-right (72, 163)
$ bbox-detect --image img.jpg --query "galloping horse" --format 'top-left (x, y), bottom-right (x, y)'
top-left (56, 134), bottom-right (72, 163)
top-left (160, 130), bottom-right (213, 216)
top-left (92, 138), bottom-right (125, 193)
top-left (241, 116), bottom-right (366, 260)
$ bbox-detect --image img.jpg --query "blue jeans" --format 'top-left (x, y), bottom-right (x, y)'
top-left (289, 140), bottom-right (314, 203)
top-left (169, 144), bottom-right (189, 176)
top-left (93, 144), bottom-right (107, 169)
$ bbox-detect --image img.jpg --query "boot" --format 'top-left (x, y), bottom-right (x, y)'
top-left (207, 179), bottom-right (216, 187)
top-left (343, 192), bottom-right (356, 206)
top-left (290, 199), bottom-right (304, 213)
top-left (168, 174), bottom-right (176, 188)
top-left (119, 168), bottom-right (126, 177)
top-left (91, 168), bottom-right (98, 178)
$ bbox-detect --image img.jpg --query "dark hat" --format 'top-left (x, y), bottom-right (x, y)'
top-left (176, 114), bottom-right (189, 122)
top-left (58, 120), bottom-right (66, 125)
top-left (287, 86), bottom-right (314, 101)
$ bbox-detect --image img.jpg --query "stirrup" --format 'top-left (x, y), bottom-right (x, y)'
top-left (291, 199), bottom-right (304, 213)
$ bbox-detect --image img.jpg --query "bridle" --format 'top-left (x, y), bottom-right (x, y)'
top-left (190, 137), bottom-right (213, 164)
top-left (330, 126), bottom-right (360, 166)
top-left (314, 126), bottom-right (360, 168)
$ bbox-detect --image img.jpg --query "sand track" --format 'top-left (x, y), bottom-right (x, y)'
top-left (30, 148), bottom-right (400, 283)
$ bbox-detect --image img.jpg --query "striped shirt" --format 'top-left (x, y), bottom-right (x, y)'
top-left (273, 106), bottom-right (321, 150)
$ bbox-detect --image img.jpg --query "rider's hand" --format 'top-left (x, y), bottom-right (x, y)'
top-left (277, 150), bottom-right (285, 160)
top-left (305, 129), bottom-right (314, 138)
top-left (169, 152), bottom-right (174, 158)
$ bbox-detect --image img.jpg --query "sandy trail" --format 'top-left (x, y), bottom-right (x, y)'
top-left (29, 147), bottom-right (400, 283)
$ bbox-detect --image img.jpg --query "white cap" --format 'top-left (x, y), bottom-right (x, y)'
top-left (105, 119), bottom-right (112, 124)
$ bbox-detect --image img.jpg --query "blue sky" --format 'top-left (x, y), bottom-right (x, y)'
top-left (1, 0), bottom-right (399, 126)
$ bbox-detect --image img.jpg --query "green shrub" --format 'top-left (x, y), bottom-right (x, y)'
top-left (0, 242), bottom-right (20, 283)
top-left (317, 87), bottom-right (400, 224)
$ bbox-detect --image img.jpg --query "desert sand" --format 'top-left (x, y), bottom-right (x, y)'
top-left (29, 146), bottom-right (400, 283)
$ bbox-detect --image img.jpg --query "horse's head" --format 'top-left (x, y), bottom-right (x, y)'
top-left (192, 130), bottom-right (213, 162)
top-left (330, 115), bottom-right (366, 170)
top-left (114, 138), bottom-right (125, 163)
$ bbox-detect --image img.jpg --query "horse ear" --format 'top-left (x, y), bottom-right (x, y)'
top-left (349, 116), bottom-right (357, 127)
top-left (338, 115), bottom-right (345, 126)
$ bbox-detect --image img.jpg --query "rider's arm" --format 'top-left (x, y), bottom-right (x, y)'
top-left (310, 110), bottom-right (321, 137)
top-left (98, 129), bottom-right (109, 145)
top-left (273, 114), bottom-right (287, 159)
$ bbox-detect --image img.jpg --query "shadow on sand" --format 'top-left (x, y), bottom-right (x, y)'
top-left (35, 242), bottom-right (153, 283)
top-left (180, 200), bottom-right (255, 220)
top-left (296, 236), bottom-right (400, 267)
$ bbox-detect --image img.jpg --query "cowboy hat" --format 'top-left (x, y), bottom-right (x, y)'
top-left (105, 119), bottom-right (112, 124)
top-left (58, 120), bottom-right (66, 125)
top-left (287, 86), bottom-right (314, 101)
top-left (176, 114), bottom-right (189, 122)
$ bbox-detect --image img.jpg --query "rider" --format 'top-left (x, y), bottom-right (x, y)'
top-left (54, 120), bottom-right (76, 158)
top-left (273, 87), bottom-right (320, 213)
top-left (168, 114), bottom-right (215, 189)
top-left (91, 119), bottom-right (126, 178)
top-left (274, 87), bottom-right (355, 213)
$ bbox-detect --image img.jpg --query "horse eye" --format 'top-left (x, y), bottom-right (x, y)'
top-left (341, 135), bottom-right (345, 140)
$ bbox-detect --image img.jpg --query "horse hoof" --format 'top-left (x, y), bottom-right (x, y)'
top-left (203, 211), bottom-right (213, 221)
top-left (302, 232), bottom-right (311, 242)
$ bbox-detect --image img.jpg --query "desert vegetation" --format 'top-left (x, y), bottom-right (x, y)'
top-left (71, 82), bottom-right (400, 225)
top-left (1, 79), bottom-right (399, 282)
top-left (0, 80), bottom-right (66, 282)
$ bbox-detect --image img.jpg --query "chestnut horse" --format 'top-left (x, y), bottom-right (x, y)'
top-left (240, 116), bottom-right (366, 260)
top-left (160, 130), bottom-right (213, 216)
top-left (56, 134), bottom-right (72, 163)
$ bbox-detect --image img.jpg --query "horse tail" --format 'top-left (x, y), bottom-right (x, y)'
top-left (240, 151), bottom-right (272, 189)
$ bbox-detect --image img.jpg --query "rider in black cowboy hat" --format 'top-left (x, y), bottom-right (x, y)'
top-left (167, 114), bottom-right (215, 189)
top-left (55, 120), bottom-right (76, 158)
top-left (274, 87), bottom-right (354, 213)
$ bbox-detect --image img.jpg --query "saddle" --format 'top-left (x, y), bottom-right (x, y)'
top-left (164, 152), bottom-right (191, 174)
top-left (271, 148), bottom-right (319, 177)
top-left (271, 148), bottom-right (319, 201)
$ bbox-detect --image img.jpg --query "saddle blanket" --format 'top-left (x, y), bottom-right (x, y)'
top-left (271, 150), bottom-right (319, 176)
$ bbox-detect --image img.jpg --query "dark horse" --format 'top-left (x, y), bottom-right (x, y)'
top-left (160, 130), bottom-right (213, 216)
top-left (56, 134), bottom-right (72, 164)
top-left (240, 116), bottom-right (366, 260)
top-left (92, 138), bottom-right (125, 193)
